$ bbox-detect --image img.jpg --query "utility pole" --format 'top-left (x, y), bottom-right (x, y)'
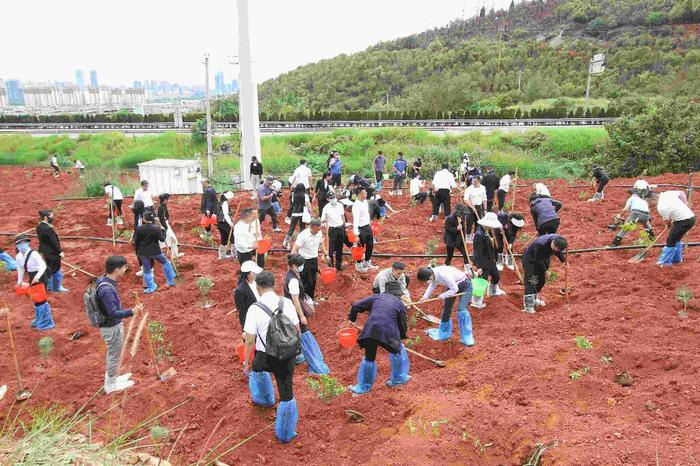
top-left (204, 53), bottom-right (213, 177)
top-left (585, 61), bottom-right (592, 99)
top-left (517, 69), bottom-right (522, 92)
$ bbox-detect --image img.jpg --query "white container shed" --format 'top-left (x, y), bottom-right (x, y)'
top-left (137, 159), bottom-right (203, 195)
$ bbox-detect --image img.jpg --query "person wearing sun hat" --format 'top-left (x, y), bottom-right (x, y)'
top-left (14, 234), bottom-right (55, 330)
top-left (472, 212), bottom-right (506, 306)
top-left (496, 212), bottom-right (525, 270)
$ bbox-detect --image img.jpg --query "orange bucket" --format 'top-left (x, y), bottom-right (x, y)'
top-left (371, 221), bottom-right (381, 236)
top-left (346, 229), bottom-right (357, 243)
top-left (337, 328), bottom-right (358, 348)
top-left (199, 215), bottom-right (210, 228)
top-left (320, 267), bottom-right (337, 285)
top-left (15, 284), bottom-right (30, 296)
top-left (351, 246), bottom-right (365, 261)
top-left (209, 214), bottom-right (218, 225)
top-left (236, 343), bottom-right (255, 364)
top-left (257, 237), bottom-right (272, 254)
top-left (29, 283), bottom-right (47, 303)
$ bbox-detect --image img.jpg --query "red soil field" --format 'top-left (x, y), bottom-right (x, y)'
top-left (1, 166), bottom-right (699, 465)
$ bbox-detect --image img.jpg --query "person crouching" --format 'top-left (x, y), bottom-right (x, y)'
top-left (522, 234), bottom-right (568, 314)
top-left (133, 211), bottom-right (176, 293)
top-left (347, 282), bottom-right (411, 394)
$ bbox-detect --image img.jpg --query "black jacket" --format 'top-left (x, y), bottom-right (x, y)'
top-left (200, 186), bottom-right (218, 214)
top-left (482, 171), bottom-right (500, 198)
top-left (36, 222), bottom-right (61, 259)
top-left (250, 162), bottom-right (263, 176)
top-left (134, 223), bottom-right (166, 257)
top-left (157, 204), bottom-right (169, 232)
top-left (234, 279), bottom-right (258, 328)
top-left (443, 213), bottom-right (466, 248)
top-left (315, 179), bottom-right (331, 202)
top-left (472, 226), bottom-right (497, 269)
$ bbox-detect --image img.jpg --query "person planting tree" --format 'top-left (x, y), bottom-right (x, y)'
top-left (588, 166), bottom-right (610, 202)
top-left (529, 190), bottom-right (563, 236)
top-left (346, 282), bottom-right (411, 394)
top-left (14, 234), bottom-right (55, 331)
top-left (654, 191), bottom-right (696, 266)
top-left (133, 211), bottom-right (176, 293)
top-left (472, 212), bottom-right (506, 307)
top-left (611, 189), bottom-right (654, 247)
top-left (372, 262), bottom-right (411, 299)
top-left (521, 234), bottom-right (568, 314)
top-left (416, 265), bottom-right (475, 346)
top-left (104, 182), bottom-right (124, 226)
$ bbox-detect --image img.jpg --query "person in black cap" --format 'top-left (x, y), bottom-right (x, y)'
top-left (14, 234), bottom-right (55, 330)
top-left (37, 209), bottom-right (68, 293)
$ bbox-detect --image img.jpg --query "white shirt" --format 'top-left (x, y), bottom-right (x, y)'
top-left (421, 266), bottom-right (470, 301)
top-left (624, 194), bottom-right (649, 213)
top-left (291, 165), bottom-right (312, 189)
top-left (288, 275), bottom-right (301, 296)
top-left (243, 291), bottom-right (299, 352)
top-left (249, 281), bottom-right (260, 300)
top-left (234, 220), bottom-right (257, 253)
top-left (410, 178), bottom-right (423, 196)
top-left (75, 160), bottom-right (84, 169)
top-left (294, 228), bottom-right (323, 259)
top-left (499, 174), bottom-right (511, 192)
top-left (432, 169), bottom-right (457, 191)
top-left (105, 185), bottom-right (123, 200)
top-left (221, 201), bottom-right (232, 225)
top-left (51, 156), bottom-right (58, 166)
top-left (352, 199), bottom-right (371, 235)
top-left (321, 202), bottom-right (345, 228)
top-left (134, 187), bottom-right (154, 208)
top-left (464, 185), bottom-right (487, 206)
top-left (15, 250), bottom-right (47, 284)
top-left (657, 191), bottom-right (694, 222)
top-left (373, 268), bottom-right (410, 298)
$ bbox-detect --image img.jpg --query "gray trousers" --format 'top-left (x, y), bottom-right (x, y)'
top-left (100, 322), bottom-right (124, 380)
top-left (617, 210), bottom-right (652, 238)
top-left (251, 174), bottom-right (262, 190)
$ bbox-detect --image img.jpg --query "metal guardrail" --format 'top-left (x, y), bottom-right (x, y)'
top-left (0, 118), bottom-right (616, 132)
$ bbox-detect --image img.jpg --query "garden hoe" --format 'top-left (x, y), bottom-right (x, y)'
top-left (405, 347), bottom-right (446, 368)
top-left (629, 226), bottom-right (668, 263)
top-left (1, 305), bottom-right (32, 401)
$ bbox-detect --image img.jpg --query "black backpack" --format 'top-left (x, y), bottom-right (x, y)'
top-left (84, 282), bottom-right (113, 327)
top-left (254, 298), bottom-right (300, 360)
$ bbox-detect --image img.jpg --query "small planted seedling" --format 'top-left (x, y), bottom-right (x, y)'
top-left (307, 375), bottom-right (346, 403)
top-left (546, 270), bottom-right (559, 284)
top-left (575, 336), bottom-right (593, 350)
top-left (38, 337), bottom-right (54, 362)
top-left (523, 441), bottom-right (559, 466)
top-left (406, 416), bottom-right (447, 438)
top-left (569, 370), bottom-right (582, 380)
top-left (578, 191), bottom-right (588, 200)
top-left (147, 321), bottom-right (174, 363)
top-left (197, 276), bottom-right (215, 308)
top-left (519, 232), bottom-right (532, 243)
top-left (676, 286), bottom-right (693, 317)
top-left (463, 431), bottom-right (493, 456)
top-left (429, 258), bottom-right (438, 268)
top-left (405, 335), bottom-right (422, 349)
top-left (636, 230), bottom-right (653, 247)
top-left (407, 314), bottom-right (418, 331)
top-left (600, 355), bottom-right (613, 365)
top-left (425, 239), bottom-right (438, 255)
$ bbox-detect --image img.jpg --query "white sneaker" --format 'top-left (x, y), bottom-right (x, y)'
top-left (106, 219), bottom-right (113, 226)
top-left (535, 296), bottom-right (546, 307)
top-left (176, 253), bottom-right (185, 258)
top-left (284, 217), bottom-right (291, 225)
top-left (118, 373), bottom-right (132, 382)
top-left (355, 263), bottom-right (367, 273)
top-left (135, 268), bottom-right (144, 277)
top-left (496, 263), bottom-right (504, 271)
top-left (364, 261), bottom-right (379, 271)
top-left (104, 378), bottom-right (135, 394)
top-left (470, 296), bottom-right (486, 309)
top-left (429, 216), bottom-right (436, 222)
top-left (116, 217), bottom-right (124, 225)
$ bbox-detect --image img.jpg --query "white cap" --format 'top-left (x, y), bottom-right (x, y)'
top-left (240, 261), bottom-right (262, 273)
top-left (511, 217), bottom-right (525, 228)
top-left (534, 183), bottom-right (551, 197)
top-left (477, 212), bottom-right (502, 229)
top-left (224, 191), bottom-right (234, 200)
top-left (340, 198), bottom-right (353, 207)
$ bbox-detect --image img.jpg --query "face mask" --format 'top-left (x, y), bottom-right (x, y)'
top-left (47, 217), bottom-right (54, 224)
top-left (297, 264), bottom-right (304, 273)
top-left (17, 242), bottom-right (29, 254)
top-left (330, 199), bottom-right (338, 206)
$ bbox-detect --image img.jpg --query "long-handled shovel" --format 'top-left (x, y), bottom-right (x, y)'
top-left (405, 292), bottom-right (468, 307)
top-left (1, 305), bottom-right (32, 401)
top-left (501, 230), bottom-right (524, 283)
top-left (405, 347), bottom-right (446, 368)
top-left (409, 304), bottom-right (441, 324)
top-left (629, 226), bottom-right (668, 263)
top-left (62, 260), bottom-right (98, 279)
top-left (559, 251), bottom-right (571, 302)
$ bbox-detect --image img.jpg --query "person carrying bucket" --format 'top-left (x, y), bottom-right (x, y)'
top-left (133, 211), bottom-right (177, 294)
top-left (346, 281), bottom-right (411, 394)
top-left (283, 254), bottom-right (330, 375)
top-left (352, 188), bottom-right (379, 273)
top-left (14, 234), bottom-right (55, 330)
top-left (416, 265), bottom-right (475, 346)
top-left (241, 271), bottom-right (301, 443)
top-left (200, 178), bottom-right (218, 239)
top-left (472, 212), bottom-right (506, 308)
top-left (522, 234), bottom-right (568, 314)
top-left (36, 209), bottom-right (69, 293)
top-left (157, 194), bottom-right (184, 259)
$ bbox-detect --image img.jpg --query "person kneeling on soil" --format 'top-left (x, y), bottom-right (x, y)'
top-left (134, 211), bottom-right (176, 294)
top-left (522, 234), bottom-right (568, 314)
top-left (14, 234), bottom-right (55, 331)
top-left (97, 256), bottom-right (142, 394)
top-left (655, 191), bottom-right (696, 267)
top-left (472, 212), bottom-right (506, 307)
top-left (372, 261), bottom-right (411, 299)
top-left (611, 189), bottom-right (654, 247)
top-left (283, 254), bottom-right (330, 375)
top-left (347, 282), bottom-right (411, 394)
top-left (242, 271), bottom-right (301, 443)
top-left (416, 265), bottom-right (475, 346)
top-left (496, 212), bottom-right (525, 271)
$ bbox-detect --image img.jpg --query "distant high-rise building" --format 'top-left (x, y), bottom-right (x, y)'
top-left (215, 71), bottom-right (225, 95)
top-left (89, 70), bottom-right (98, 87)
top-left (230, 79), bottom-right (239, 93)
top-left (133, 81), bottom-right (143, 89)
top-left (75, 69), bottom-right (85, 89)
top-left (5, 80), bottom-right (25, 105)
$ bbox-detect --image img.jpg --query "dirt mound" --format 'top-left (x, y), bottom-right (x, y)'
top-left (1, 167), bottom-right (699, 465)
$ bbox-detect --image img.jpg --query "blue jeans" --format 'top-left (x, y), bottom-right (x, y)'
top-left (442, 279), bottom-right (472, 322)
top-left (139, 253), bottom-right (169, 274)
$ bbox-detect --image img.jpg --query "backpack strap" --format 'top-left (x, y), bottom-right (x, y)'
top-left (95, 281), bottom-right (116, 316)
top-left (252, 301), bottom-right (275, 350)
top-left (24, 250), bottom-right (33, 272)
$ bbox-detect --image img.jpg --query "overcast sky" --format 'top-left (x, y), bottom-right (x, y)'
top-left (2, 0), bottom-right (511, 87)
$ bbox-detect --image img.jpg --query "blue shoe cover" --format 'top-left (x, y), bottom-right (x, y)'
top-left (657, 246), bottom-right (675, 266)
top-left (349, 358), bottom-right (377, 394)
top-left (163, 261), bottom-right (177, 286)
top-left (53, 270), bottom-right (69, 292)
top-left (457, 310), bottom-right (475, 346)
top-left (0, 252), bottom-right (17, 271)
top-left (143, 272), bottom-right (158, 294)
top-left (275, 398), bottom-right (298, 443)
top-left (35, 302), bottom-right (55, 331)
top-left (386, 344), bottom-right (411, 387)
top-left (248, 371), bottom-right (275, 407)
top-left (45, 275), bottom-right (55, 292)
top-left (426, 319), bottom-right (452, 341)
top-left (294, 354), bottom-right (306, 365)
top-left (31, 306), bottom-right (38, 328)
top-left (672, 242), bottom-right (684, 264)
top-left (300, 331), bottom-right (330, 375)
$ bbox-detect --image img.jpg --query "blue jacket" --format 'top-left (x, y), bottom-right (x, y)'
top-left (96, 276), bottom-right (133, 328)
top-left (530, 197), bottom-right (562, 229)
top-left (393, 159), bottom-right (407, 175)
top-left (348, 294), bottom-right (408, 354)
top-left (330, 158), bottom-right (342, 176)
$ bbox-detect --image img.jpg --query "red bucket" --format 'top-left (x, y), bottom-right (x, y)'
top-left (257, 237), bottom-right (272, 254)
top-left (236, 343), bottom-right (255, 364)
top-left (209, 214), bottom-right (217, 225)
top-left (337, 328), bottom-right (358, 348)
top-left (199, 215), bottom-right (210, 228)
top-left (351, 246), bottom-right (365, 261)
top-left (15, 284), bottom-right (30, 296)
top-left (29, 283), bottom-right (47, 303)
top-left (320, 267), bottom-right (337, 285)
top-left (371, 221), bottom-right (381, 237)
top-left (346, 229), bottom-right (357, 243)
